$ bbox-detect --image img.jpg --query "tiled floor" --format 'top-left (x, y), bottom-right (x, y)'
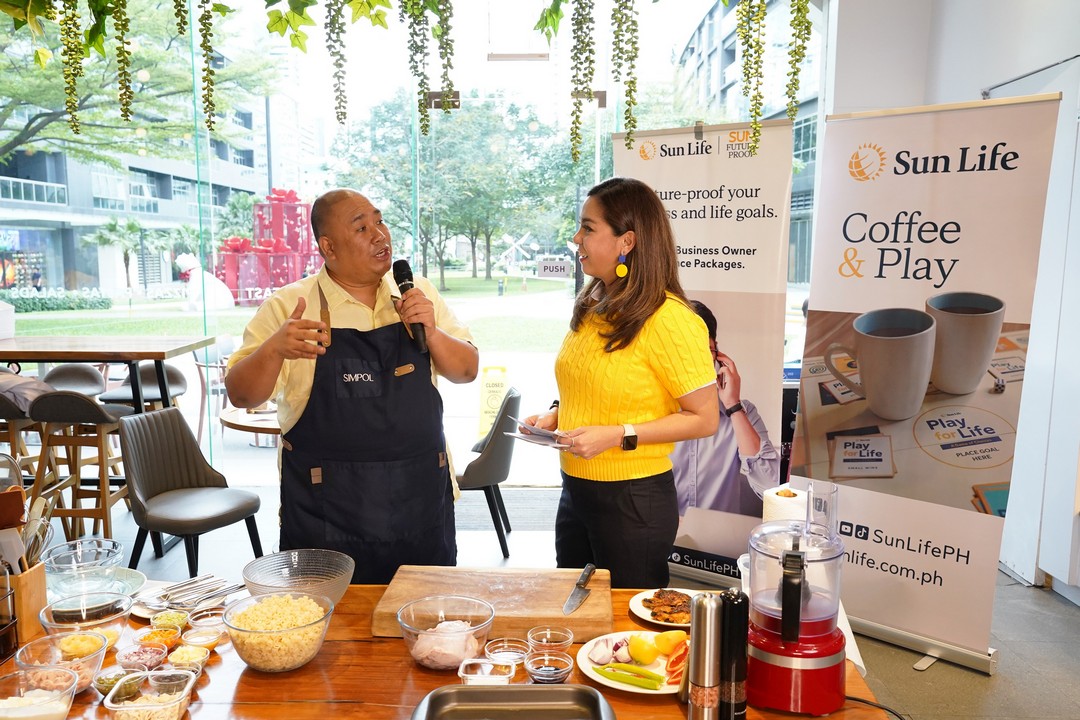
top-left (80, 482), bottom-right (1080, 720)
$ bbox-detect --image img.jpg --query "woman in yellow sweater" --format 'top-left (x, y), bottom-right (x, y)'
top-left (525, 177), bottom-right (719, 588)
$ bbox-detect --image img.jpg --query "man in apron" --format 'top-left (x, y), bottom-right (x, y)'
top-left (226, 189), bottom-right (479, 583)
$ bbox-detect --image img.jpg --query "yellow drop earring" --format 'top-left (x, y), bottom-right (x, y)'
top-left (615, 253), bottom-right (628, 278)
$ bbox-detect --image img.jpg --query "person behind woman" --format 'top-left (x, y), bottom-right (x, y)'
top-left (524, 177), bottom-right (718, 588)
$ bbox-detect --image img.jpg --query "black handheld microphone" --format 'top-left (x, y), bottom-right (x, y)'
top-left (392, 259), bottom-right (428, 354)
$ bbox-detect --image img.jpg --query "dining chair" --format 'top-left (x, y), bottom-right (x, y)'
top-left (98, 362), bottom-right (188, 412)
top-left (0, 371), bottom-right (54, 479)
top-left (118, 407), bottom-right (263, 578)
top-left (40, 364), bottom-right (107, 397)
top-left (455, 387), bottom-right (521, 559)
top-left (192, 336), bottom-right (235, 445)
top-left (28, 390), bottom-right (133, 540)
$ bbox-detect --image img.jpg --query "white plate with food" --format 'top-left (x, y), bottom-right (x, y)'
top-left (576, 631), bottom-right (682, 695)
top-left (628, 588), bottom-right (699, 628)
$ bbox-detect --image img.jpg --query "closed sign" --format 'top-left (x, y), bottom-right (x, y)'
top-left (538, 260), bottom-right (572, 278)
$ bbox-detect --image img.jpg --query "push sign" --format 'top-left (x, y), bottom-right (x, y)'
top-left (537, 259), bottom-right (572, 278)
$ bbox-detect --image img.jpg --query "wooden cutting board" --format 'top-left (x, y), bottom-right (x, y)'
top-left (371, 566), bottom-right (613, 642)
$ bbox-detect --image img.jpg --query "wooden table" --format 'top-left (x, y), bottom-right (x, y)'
top-left (219, 406), bottom-right (280, 435)
top-left (0, 336), bottom-right (214, 411)
top-left (15, 586), bottom-right (888, 719)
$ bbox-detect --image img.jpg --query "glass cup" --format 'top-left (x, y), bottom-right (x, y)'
top-left (484, 637), bottom-right (530, 666)
top-left (523, 650), bottom-right (574, 684)
top-left (527, 625), bottom-right (573, 653)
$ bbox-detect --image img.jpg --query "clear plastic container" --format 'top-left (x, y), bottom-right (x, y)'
top-left (457, 658), bottom-right (515, 685)
top-left (103, 670), bottom-right (196, 720)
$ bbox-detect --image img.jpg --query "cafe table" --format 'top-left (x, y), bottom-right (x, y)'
top-left (16, 585), bottom-right (889, 719)
top-left (0, 335), bottom-right (214, 412)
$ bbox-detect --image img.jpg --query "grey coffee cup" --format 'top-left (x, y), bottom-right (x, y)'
top-left (824, 308), bottom-right (936, 421)
top-left (926, 291), bottom-right (1005, 394)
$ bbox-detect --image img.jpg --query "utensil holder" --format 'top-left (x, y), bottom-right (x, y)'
top-left (12, 561), bottom-right (46, 643)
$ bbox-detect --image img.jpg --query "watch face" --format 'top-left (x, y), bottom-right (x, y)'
top-left (622, 435), bottom-right (638, 451)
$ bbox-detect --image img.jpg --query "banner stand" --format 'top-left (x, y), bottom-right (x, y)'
top-left (848, 616), bottom-right (997, 675)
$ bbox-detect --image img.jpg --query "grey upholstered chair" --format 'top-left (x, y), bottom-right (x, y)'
top-left (99, 363), bottom-right (188, 411)
top-left (456, 387), bottom-right (520, 558)
top-left (118, 407), bottom-right (262, 577)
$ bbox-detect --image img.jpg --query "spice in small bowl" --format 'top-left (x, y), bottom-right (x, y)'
top-left (134, 625), bottom-right (182, 652)
top-left (167, 645), bottom-right (210, 671)
top-left (150, 610), bottom-right (190, 631)
top-left (93, 664), bottom-right (146, 700)
top-left (458, 658), bottom-right (515, 685)
top-left (187, 608), bottom-right (225, 632)
top-left (180, 627), bottom-right (224, 652)
top-left (116, 642), bottom-right (167, 670)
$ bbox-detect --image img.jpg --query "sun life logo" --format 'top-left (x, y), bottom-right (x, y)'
top-left (848, 143), bottom-right (887, 182)
top-left (639, 141), bottom-right (658, 161)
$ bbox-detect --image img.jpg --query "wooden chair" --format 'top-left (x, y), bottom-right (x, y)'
top-left (98, 363), bottom-right (188, 412)
top-left (28, 391), bottom-right (133, 540)
top-left (192, 336), bottom-right (234, 444)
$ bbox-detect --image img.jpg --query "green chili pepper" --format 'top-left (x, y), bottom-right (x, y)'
top-left (601, 662), bottom-right (666, 683)
top-left (596, 665), bottom-right (664, 691)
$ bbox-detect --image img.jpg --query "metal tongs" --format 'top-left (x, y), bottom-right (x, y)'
top-left (136, 575), bottom-right (244, 611)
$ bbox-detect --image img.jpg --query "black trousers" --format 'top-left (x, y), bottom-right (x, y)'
top-left (555, 470), bottom-right (678, 589)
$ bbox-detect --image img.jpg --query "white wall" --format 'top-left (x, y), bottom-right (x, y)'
top-left (823, 0), bottom-right (1080, 598)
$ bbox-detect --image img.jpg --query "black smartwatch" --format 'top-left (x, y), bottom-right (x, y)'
top-left (621, 424), bottom-right (638, 451)
top-left (724, 401), bottom-right (745, 418)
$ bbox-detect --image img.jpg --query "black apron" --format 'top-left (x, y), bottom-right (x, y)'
top-left (279, 297), bottom-right (456, 584)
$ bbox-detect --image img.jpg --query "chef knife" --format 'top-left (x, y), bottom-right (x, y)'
top-left (562, 563), bottom-right (596, 615)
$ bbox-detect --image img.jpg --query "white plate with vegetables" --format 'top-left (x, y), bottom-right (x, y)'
top-left (575, 630), bottom-right (686, 695)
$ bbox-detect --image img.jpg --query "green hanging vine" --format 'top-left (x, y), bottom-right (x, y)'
top-left (114, 0), bottom-right (134, 122)
top-left (197, 0), bottom-right (217, 131)
top-left (434, 0), bottom-right (455, 116)
top-left (400, 0), bottom-right (431, 135)
top-left (172, 0), bottom-right (188, 35)
top-left (611, 0), bottom-right (638, 149)
top-left (736, 0), bottom-right (766, 155)
top-left (569, 0), bottom-right (594, 163)
top-left (786, 0), bottom-right (812, 120)
top-left (325, 0), bottom-right (348, 124)
top-left (59, 0), bottom-right (83, 134)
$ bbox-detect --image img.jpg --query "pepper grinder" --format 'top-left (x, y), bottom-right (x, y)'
top-left (686, 591), bottom-right (722, 720)
top-left (720, 589), bottom-right (749, 720)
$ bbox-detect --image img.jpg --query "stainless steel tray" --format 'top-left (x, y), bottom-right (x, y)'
top-left (411, 684), bottom-right (617, 720)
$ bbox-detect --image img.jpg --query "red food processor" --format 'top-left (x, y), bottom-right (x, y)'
top-left (745, 518), bottom-right (845, 715)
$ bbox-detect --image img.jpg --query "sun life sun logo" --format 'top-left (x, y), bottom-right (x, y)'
top-left (848, 143), bottom-right (887, 182)
top-left (639, 141), bottom-right (658, 161)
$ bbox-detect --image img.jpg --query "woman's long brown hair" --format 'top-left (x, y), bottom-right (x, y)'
top-left (570, 177), bottom-right (690, 351)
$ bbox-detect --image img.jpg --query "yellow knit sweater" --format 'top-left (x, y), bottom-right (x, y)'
top-left (555, 294), bottom-right (716, 481)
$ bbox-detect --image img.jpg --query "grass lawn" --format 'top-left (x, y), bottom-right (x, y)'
top-left (12, 272), bottom-right (574, 353)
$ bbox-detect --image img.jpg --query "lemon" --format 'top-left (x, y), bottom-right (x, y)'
top-left (627, 634), bottom-right (660, 665)
top-left (653, 630), bottom-right (688, 656)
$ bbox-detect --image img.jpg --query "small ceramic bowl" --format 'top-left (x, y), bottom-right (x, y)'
top-left (523, 650), bottom-right (574, 684)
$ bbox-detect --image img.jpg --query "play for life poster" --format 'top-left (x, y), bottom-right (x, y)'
top-left (794, 95), bottom-right (1059, 654)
